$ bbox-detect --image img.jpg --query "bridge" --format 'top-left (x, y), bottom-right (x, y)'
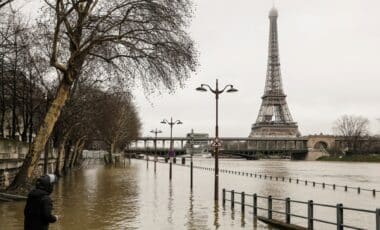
top-left (126, 136), bottom-right (311, 159)
top-left (126, 134), bottom-right (380, 160)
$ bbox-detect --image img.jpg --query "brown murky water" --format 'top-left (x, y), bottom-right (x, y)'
top-left (1, 158), bottom-right (379, 229)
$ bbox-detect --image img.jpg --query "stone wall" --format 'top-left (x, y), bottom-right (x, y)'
top-left (0, 138), bottom-right (59, 190)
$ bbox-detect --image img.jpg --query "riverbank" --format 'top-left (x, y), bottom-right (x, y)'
top-left (317, 154), bottom-right (380, 162)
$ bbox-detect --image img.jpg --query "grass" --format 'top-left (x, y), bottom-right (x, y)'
top-left (317, 154), bottom-right (380, 162)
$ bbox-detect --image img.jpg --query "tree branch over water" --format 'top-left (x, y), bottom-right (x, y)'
top-left (8, 0), bottom-right (197, 191)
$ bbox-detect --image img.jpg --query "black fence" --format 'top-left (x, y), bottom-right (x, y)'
top-left (223, 189), bottom-right (380, 230)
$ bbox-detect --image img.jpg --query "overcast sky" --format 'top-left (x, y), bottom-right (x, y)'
top-left (17, 0), bottom-right (380, 138)
top-left (132, 0), bottom-right (380, 138)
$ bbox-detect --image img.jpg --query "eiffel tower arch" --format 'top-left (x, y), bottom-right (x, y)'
top-left (249, 7), bottom-right (301, 138)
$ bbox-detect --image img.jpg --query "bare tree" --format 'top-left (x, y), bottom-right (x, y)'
top-left (0, 11), bottom-right (47, 140)
top-left (8, 0), bottom-right (196, 190)
top-left (333, 115), bottom-right (370, 154)
top-left (0, 0), bottom-right (15, 9)
top-left (93, 90), bottom-right (141, 163)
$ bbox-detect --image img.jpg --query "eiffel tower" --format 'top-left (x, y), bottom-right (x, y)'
top-left (249, 7), bottom-right (300, 138)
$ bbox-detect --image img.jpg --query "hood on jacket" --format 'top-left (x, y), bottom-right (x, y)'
top-left (35, 174), bottom-right (57, 194)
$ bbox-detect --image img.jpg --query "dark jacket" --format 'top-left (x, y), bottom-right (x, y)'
top-left (24, 177), bottom-right (57, 230)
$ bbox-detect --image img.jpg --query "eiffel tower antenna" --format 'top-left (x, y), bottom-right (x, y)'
top-left (249, 7), bottom-right (300, 138)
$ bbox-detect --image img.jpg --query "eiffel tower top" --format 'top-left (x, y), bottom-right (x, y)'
top-left (264, 6), bottom-right (284, 97)
top-left (269, 7), bottom-right (278, 17)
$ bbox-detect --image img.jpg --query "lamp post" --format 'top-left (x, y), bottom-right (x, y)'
top-left (189, 129), bottom-right (194, 190)
top-left (161, 117), bottom-right (182, 180)
top-left (196, 79), bottom-right (238, 201)
top-left (150, 128), bottom-right (162, 174)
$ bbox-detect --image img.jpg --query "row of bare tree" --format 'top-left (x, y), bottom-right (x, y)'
top-left (1, 0), bottom-right (197, 192)
top-left (52, 81), bottom-right (141, 175)
top-left (333, 115), bottom-right (380, 154)
top-left (0, 10), bottom-right (47, 142)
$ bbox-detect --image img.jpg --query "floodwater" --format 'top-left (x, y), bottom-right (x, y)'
top-left (1, 158), bottom-right (379, 229)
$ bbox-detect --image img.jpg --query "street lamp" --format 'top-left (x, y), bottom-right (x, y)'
top-left (161, 117), bottom-right (183, 180)
top-left (150, 128), bottom-right (162, 173)
top-left (196, 79), bottom-right (238, 201)
top-left (189, 129), bottom-right (195, 190)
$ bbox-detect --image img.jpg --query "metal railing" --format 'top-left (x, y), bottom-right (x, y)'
top-left (222, 188), bottom-right (380, 230)
top-left (136, 157), bottom-right (379, 196)
top-left (196, 165), bottom-right (379, 196)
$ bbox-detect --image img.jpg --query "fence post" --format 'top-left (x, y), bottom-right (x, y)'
top-left (358, 187), bottom-right (361, 194)
top-left (323, 183), bottom-right (325, 188)
top-left (336, 203), bottom-right (343, 230)
top-left (241, 192), bottom-right (245, 213)
top-left (268, 195), bottom-right (272, 219)
top-left (222, 189), bottom-right (226, 206)
top-left (376, 209), bottom-right (380, 230)
top-left (231, 190), bottom-right (235, 209)
top-left (308, 200), bottom-right (314, 230)
top-left (345, 186), bottom-right (347, 191)
top-left (333, 184), bottom-right (336, 190)
top-left (374, 189), bottom-right (376, 197)
top-left (285, 198), bottom-right (291, 224)
top-left (253, 193), bottom-right (257, 216)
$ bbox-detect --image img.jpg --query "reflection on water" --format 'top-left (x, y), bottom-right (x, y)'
top-left (213, 203), bottom-right (220, 229)
top-left (167, 181), bottom-right (173, 225)
top-left (0, 158), bottom-right (379, 229)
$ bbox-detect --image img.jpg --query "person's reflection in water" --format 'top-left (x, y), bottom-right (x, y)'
top-left (214, 201), bottom-right (220, 229)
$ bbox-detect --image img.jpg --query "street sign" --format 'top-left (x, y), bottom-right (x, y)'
top-left (211, 138), bottom-right (222, 148)
top-left (211, 142), bottom-right (222, 148)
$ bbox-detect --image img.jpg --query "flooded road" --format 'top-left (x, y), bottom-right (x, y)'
top-left (1, 158), bottom-right (379, 229)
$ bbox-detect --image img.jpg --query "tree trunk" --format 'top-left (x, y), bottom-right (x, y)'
top-left (63, 141), bottom-right (72, 175)
top-left (7, 80), bottom-right (72, 191)
top-left (55, 130), bottom-right (71, 176)
top-left (28, 71), bottom-right (34, 143)
top-left (108, 142), bottom-right (116, 164)
top-left (74, 140), bottom-right (85, 167)
top-left (69, 139), bottom-right (81, 168)
top-left (0, 56), bottom-right (4, 138)
top-left (11, 33), bottom-right (18, 140)
top-left (55, 137), bottom-right (66, 177)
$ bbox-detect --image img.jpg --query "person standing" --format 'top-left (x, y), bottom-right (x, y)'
top-left (24, 174), bottom-right (58, 230)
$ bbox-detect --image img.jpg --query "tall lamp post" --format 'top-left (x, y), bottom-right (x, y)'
top-left (189, 129), bottom-right (194, 190)
top-left (196, 79), bottom-right (238, 201)
top-left (161, 117), bottom-right (183, 180)
top-left (150, 128), bottom-right (162, 173)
